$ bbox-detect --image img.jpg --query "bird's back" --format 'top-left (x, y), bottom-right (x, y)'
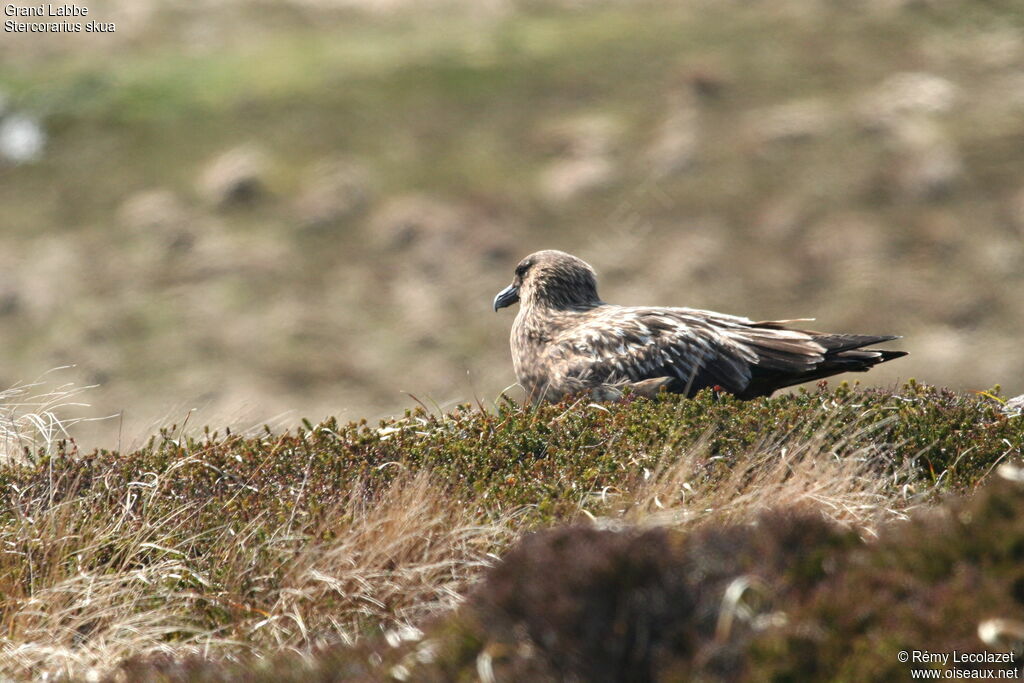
top-left (514, 303), bottom-right (904, 402)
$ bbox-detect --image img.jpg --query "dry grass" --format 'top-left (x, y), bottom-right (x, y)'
top-left (253, 472), bottom-right (519, 649)
top-left (0, 368), bottom-right (107, 463)
top-left (0, 468), bottom-right (518, 681)
top-left (587, 412), bottom-right (922, 538)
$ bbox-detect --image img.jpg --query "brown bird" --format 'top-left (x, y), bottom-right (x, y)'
top-left (493, 250), bottom-right (907, 403)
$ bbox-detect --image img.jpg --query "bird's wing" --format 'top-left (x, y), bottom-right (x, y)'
top-left (545, 306), bottom-right (797, 395)
top-left (539, 304), bottom-right (900, 399)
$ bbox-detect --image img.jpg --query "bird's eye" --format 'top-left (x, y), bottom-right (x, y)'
top-left (515, 263), bottom-right (529, 277)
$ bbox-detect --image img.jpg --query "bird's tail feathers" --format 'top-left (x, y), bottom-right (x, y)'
top-left (813, 334), bottom-right (902, 355)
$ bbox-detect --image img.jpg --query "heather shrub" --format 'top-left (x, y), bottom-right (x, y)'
top-left (426, 476), bottom-right (1024, 681)
top-left (750, 476), bottom-right (1024, 680)
top-left (439, 514), bottom-right (855, 682)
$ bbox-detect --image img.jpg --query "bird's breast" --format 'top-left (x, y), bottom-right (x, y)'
top-left (511, 308), bottom-right (573, 399)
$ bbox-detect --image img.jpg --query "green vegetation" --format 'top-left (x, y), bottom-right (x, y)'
top-left (1, 383), bottom-right (1022, 679)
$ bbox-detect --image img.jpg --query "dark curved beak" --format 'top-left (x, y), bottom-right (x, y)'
top-left (493, 283), bottom-right (519, 311)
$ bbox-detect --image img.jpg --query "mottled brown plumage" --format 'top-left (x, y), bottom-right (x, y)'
top-left (493, 250), bottom-right (907, 402)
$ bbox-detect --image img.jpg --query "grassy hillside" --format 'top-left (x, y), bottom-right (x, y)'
top-left (1, 0), bottom-right (1023, 446)
top-left (1, 382), bottom-right (1022, 680)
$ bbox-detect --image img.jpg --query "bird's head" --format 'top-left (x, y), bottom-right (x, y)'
top-left (493, 250), bottom-right (601, 312)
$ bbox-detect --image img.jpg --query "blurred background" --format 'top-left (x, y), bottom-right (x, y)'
top-left (1, 0), bottom-right (1022, 448)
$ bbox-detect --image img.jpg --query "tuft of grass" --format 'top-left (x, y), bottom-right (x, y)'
top-left (0, 367), bottom-right (106, 463)
top-left (0, 468), bottom-right (515, 681)
top-left (604, 408), bottom-right (920, 538)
